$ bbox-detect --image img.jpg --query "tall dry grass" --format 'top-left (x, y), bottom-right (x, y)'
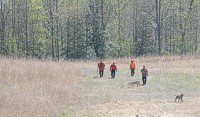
top-left (0, 58), bottom-right (83, 117)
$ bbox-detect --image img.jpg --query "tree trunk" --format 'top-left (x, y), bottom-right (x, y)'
top-left (12, 0), bottom-right (16, 38)
top-left (0, 2), bottom-right (6, 55)
top-left (56, 0), bottom-right (59, 60)
top-left (179, 0), bottom-right (186, 55)
top-left (49, 0), bottom-right (54, 60)
top-left (25, 0), bottom-right (29, 58)
top-left (155, 0), bottom-right (161, 55)
top-left (117, 0), bottom-right (121, 56)
top-left (132, 0), bottom-right (138, 56)
top-left (66, 17), bottom-right (70, 59)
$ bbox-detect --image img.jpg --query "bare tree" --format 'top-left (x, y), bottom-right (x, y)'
top-left (155, 0), bottom-right (161, 55)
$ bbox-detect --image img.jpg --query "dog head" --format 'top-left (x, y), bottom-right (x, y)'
top-left (181, 94), bottom-right (184, 97)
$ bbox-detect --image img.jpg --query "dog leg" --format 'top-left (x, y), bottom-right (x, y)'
top-left (174, 98), bottom-right (177, 103)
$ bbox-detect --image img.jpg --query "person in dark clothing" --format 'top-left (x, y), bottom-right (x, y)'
top-left (110, 62), bottom-right (117, 79)
top-left (140, 65), bottom-right (148, 85)
top-left (97, 60), bottom-right (105, 78)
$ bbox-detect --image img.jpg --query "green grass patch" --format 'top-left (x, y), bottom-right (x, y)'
top-left (190, 81), bottom-right (200, 86)
top-left (85, 76), bottom-right (93, 80)
top-left (162, 73), bottom-right (190, 80)
top-left (60, 105), bottom-right (74, 117)
top-left (197, 75), bottom-right (200, 79)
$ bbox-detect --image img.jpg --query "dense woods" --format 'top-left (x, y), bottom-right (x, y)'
top-left (0, 0), bottom-right (199, 60)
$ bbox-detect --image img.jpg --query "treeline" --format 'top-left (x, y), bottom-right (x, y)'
top-left (0, 0), bottom-right (199, 60)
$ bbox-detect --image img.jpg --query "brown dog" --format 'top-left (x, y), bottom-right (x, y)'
top-left (127, 81), bottom-right (141, 88)
top-left (174, 94), bottom-right (184, 103)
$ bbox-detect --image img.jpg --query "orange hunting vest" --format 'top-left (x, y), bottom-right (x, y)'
top-left (130, 63), bottom-right (135, 69)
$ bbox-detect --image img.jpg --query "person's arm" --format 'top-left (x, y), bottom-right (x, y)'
top-left (97, 63), bottom-right (99, 71)
top-left (146, 69), bottom-right (148, 76)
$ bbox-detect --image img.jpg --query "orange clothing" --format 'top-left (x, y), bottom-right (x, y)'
top-left (98, 62), bottom-right (105, 70)
top-left (110, 64), bottom-right (117, 70)
top-left (141, 68), bottom-right (148, 76)
top-left (130, 63), bottom-right (136, 69)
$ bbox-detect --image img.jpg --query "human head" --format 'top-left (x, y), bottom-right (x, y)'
top-left (100, 60), bottom-right (102, 63)
top-left (113, 62), bottom-right (115, 65)
top-left (143, 65), bottom-right (145, 68)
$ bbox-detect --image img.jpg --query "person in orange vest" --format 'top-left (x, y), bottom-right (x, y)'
top-left (140, 65), bottom-right (148, 85)
top-left (110, 62), bottom-right (117, 79)
top-left (97, 60), bottom-right (105, 78)
top-left (130, 60), bottom-right (136, 76)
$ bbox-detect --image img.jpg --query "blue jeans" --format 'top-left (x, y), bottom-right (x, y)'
top-left (99, 70), bottom-right (104, 77)
top-left (142, 75), bottom-right (147, 85)
top-left (111, 70), bottom-right (116, 79)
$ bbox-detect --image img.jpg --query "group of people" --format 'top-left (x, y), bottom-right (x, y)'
top-left (97, 60), bottom-right (149, 85)
top-left (97, 61), bottom-right (117, 79)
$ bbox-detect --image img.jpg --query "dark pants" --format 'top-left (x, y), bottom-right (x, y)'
top-left (131, 68), bottom-right (135, 76)
top-left (142, 75), bottom-right (147, 85)
top-left (111, 70), bottom-right (115, 79)
top-left (99, 70), bottom-right (104, 77)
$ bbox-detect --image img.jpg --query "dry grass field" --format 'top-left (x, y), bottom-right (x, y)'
top-left (0, 58), bottom-right (83, 117)
top-left (1, 55), bottom-right (200, 117)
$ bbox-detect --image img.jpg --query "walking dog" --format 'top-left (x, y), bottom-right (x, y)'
top-left (174, 94), bottom-right (184, 103)
top-left (127, 81), bottom-right (141, 88)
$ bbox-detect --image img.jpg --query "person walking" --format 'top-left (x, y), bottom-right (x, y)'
top-left (110, 62), bottom-right (117, 79)
top-left (130, 60), bottom-right (136, 76)
top-left (97, 60), bottom-right (105, 78)
top-left (140, 65), bottom-right (148, 85)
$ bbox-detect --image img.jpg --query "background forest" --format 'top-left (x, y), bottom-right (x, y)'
top-left (0, 0), bottom-right (199, 60)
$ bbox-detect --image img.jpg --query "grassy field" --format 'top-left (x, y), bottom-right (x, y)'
top-left (0, 58), bottom-right (83, 117)
top-left (63, 56), bottom-right (200, 117)
top-left (1, 56), bottom-right (200, 117)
